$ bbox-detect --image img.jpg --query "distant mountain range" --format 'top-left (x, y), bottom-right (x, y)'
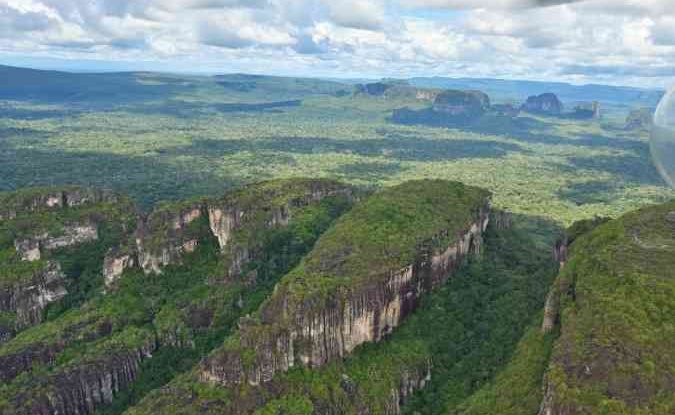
top-left (0, 64), bottom-right (663, 111)
top-left (409, 76), bottom-right (664, 107)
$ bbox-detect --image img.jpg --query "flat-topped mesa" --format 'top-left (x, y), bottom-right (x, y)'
top-left (202, 180), bottom-right (491, 387)
top-left (207, 178), bottom-right (357, 280)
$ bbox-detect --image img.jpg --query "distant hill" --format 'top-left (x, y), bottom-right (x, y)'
top-left (0, 65), bottom-right (348, 106)
top-left (409, 76), bottom-right (663, 109)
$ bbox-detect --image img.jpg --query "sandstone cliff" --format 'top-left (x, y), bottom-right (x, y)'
top-left (6, 328), bottom-right (157, 415)
top-left (521, 93), bottom-right (563, 116)
top-left (0, 179), bottom-right (358, 415)
top-left (207, 178), bottom-right (356, 281)
top-left (0, 187), bottom-right (120, 222)
top-left (134, 202), bottom-right (207, 275)
top-left (1, 187), bottom-right (135, 342)
top-left (201, 181), bottom-right (491, 391)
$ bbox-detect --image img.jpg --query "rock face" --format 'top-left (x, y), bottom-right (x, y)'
top-left (521, 93), bottom-right (563, 116)
top-left (134, 203), bottom-right (206, 274)
top-left (0, 261), bottom-right (67, 334)
top-left (207, 179), bottom-right (356, 280)
top-left (384, 365), bottom-right (432, 415)
top-left (433, 90), bottom-right (490, 117)
top-left (624, 108), bottom-right (653, 130)
top-left (14, 223), bottom-right (99, 261)
top-left (11, 335), bottom-right (157, 415)
top-left (102, 249), bottom-right (135, 288)
top-left (491, 103), bottom-right (521, 117)
top-left (0, 187), bottom-right (118, 221)
top-left (201, 182), bottom-right (491, 388)
top-left (570, 101), bottom-right (600, 120)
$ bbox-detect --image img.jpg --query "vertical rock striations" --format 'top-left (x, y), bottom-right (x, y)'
top-left (206, 179), bottom-right (357, 281)
top-left (201, 180), bottom-right (491, 392)
top-left (0, 179), bottom-right (358, 415)
top-left (134, 201), bottom-right (207, 275)
top-left (1, 186), bottom-right (136, 343)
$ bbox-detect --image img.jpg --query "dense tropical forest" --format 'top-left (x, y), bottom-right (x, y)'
top-left (0, 65), bottom-right (673, 415)
top-left (0, 65), bottom-right (671, 225)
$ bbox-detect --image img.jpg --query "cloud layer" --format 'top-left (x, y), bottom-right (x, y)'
top-left (1, 0), bottom-right (674, 87)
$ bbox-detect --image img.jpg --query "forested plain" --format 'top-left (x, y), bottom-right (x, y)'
top-left (1, 66), bottom-right (674, 415)
top-left (0, 66), bottom-right (672, 226)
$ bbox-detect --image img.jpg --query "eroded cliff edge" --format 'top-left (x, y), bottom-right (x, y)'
top-left (124, 180), bottom-right (491, 415)
top-left (0, 187), bottom-right (135, 342)
top-left (538, 204), bottom-right (675, 415)
top-left (0, 179), bottom-right (357, 415)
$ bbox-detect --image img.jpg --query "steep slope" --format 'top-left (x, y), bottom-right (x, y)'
top-left (0, 187), bottom-right (136, 343)
top-left (538, 201), bottom-right (675, 415)
top-left (0, 179), bottom-right (356, 415)
top-left (452, 201), bottom-right (675, 415)
top-left (124, 180), bottom-right (492, 414)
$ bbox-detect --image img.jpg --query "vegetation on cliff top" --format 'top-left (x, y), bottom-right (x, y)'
top-left (0, 179), bottom-right (355, 415)
top-left (275, 180), bottom-right (490, 304)
top-left (122, 213), bottom-right (559, 415)
top-left (543, 200), bottom-right (675, 414)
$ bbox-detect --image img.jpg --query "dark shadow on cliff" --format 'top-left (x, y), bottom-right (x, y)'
top-left (398, 211), bottom-right (562, 414)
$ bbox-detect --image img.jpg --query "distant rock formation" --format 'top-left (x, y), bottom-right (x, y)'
top-left (392, 89), bottom-right (491, 126)
top-left (570, 101), bottom-right (600, 120)
top-left (355, 82), bottom-right (393, 97)
top-left (354, 81), bottom-right (441, 102)
top-left (491, 103), bottom-right (521, 117)
top-left (521, 93), bottom-right (563, 116)
top-left (624, 108), bottom-right (653, 130)
top-left (433, 90), bottom-right (490, 116)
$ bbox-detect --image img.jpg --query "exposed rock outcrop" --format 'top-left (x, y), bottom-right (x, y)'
top-left (570, 101), bottom-right (600, 120)
top-left (14, 223), bottom-right (98, 262)
top-left (0, 261), bottom-right (67, 333)
top-left (10, 335), bottom-right (157, 415)
top-left (201, 203), bottom-right (490, 387)
top-left (0, 342), bottom-right (64, 382)
top-left (0, 187), bottom-right (119, 221)
top-left (521, 93), bottom-right (563, 116)
top-left (102, 248), bottom-right (135, 288)
top-left (432, 90), bottom-right (490, 117)
top-left (383, 363), bottom-right (432, 415)
top-left (134, 203), bottom-right (206, 274)
top-left (624, 108), bottom-right (653, 130)
top-left (207, 180), bottom-right (356, 279)
top-left (491, 103), bottom-right (521, 117)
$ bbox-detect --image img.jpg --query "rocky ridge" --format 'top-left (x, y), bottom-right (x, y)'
top-left (186, 181), bottom-right (490, 414)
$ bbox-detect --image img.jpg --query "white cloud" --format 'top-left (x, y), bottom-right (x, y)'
top-left (0, 0), bottom-right (674, 87)
top-left (326, 0), bottom-right (385, 30)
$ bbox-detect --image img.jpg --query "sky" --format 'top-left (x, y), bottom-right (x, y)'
top-left (1, 0), bottom-right (674, 88)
